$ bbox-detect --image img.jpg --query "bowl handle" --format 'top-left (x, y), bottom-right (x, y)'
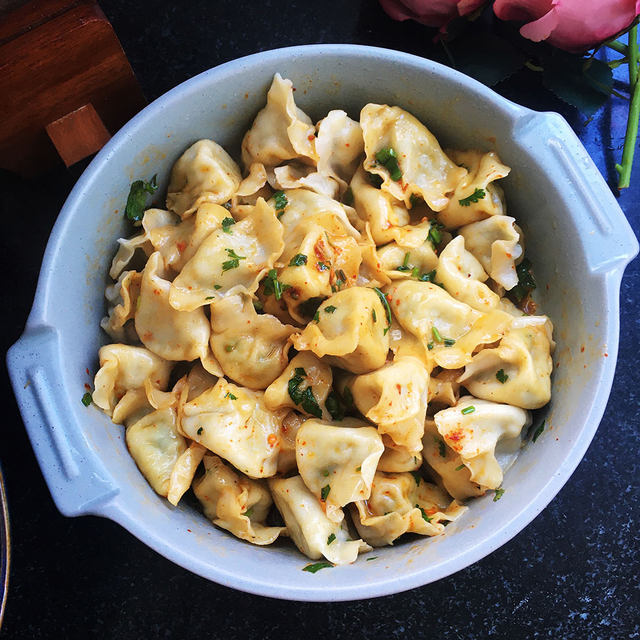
top-left (7, 326), bottom-right (119, 516)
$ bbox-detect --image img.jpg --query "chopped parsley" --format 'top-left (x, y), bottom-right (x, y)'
top-left (493, 488), bottom-right (505, 501)
top-left (496, 369), bottom-right (509, 384)
top-left (263, 268), bottom-right (289, 300)
top-left (324, 305), bottom-right (337, 314)
top-left (416, 505), bottom-right (432, 523)
top-left (205, 296), bottom-right (215, 300)
top-left (289, 253), bottom-right (308, 267)
top-left (325, 391), bottom-right (345, 421)
top-left (225, 391), bottom-right (238, 400)
top-left (302, 562), bottom-right (333, 573)
top-left (327, 533), bottom-right (336, 545)
top-left (221, 216), bottom-right (235, 233)
top-left (221, 248), bottom-right (246, 272)
top-left (273, 190), bottom-right (288, 217)
top-left (373, 287), bottom-right (391, 335)
top-left (396, 252), bottom-right (411, 272)
top-left (510, 258), bottom-right (537, 303)
top-left (427, 221), bottom-right (444, 247)
top-left (81, 392), bottom-right (92, 407)
top-left (214, 285), bottom-right (222, 290)
top-left (458, 188), bottom-right (486, 207)
top-left (375, 147), bottom-right (402, 181)
top-left (367, 172), bottom-right (383, 188)
top-left (287, 367), bottom-right (322, 418)
top-left (455, 464), bottom-right (465, 471)
top-left (197, 427), bottom-right (204, 435)
top-left (320, 485), bottom-right (331, 500)
top-left (435, 436), bottom-right (446, 458)
top-left (125, 174), bottom-right (158, 223)
top-left (366, 556), bottom-right (378, 561)
top-left (461, 406), bottom-right (475, 415)
top-left (532, 420), bottom-right (545, 443)
top-left (410, 470), bottom-right (422, 486)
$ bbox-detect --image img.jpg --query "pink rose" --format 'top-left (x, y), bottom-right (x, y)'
top-left (379, 0), bottom-right (487, 28)
top-left (493, 0), bottom-right (640, 53)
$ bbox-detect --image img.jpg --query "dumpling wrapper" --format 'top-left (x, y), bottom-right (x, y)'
top-left (377, 240), bottom-right (439, 281)
top-left (125, 407), bottom-right (187, 497)
top-left (101, 270), bottom-right (142, 342)
top-left (169, 198), bottom-right (284, 311)
top-left (434, 396), bottom-right (529, 489)
top-left (210, 294), bottom-right (296, 389)
top-left (194, 454), bottom-right (285, 545)
top-left (181, 378), bottom-right (286, 478)
top-left (351, 471), bottom-right (467, 547)
top-left (377, 435), bottom-right (423, 473)
top-left (295, 418), bottom-right (384, 522)
top-left (291, 287), bottom-right (390, 374)
top-left (360, 104), bottom-right (466, 211)
top-left (93, 344), bottom-right (172, 416)
top-left (167, 442), bottom-right (207, 506)
top-left (269, 475), bottom-right (371, 564)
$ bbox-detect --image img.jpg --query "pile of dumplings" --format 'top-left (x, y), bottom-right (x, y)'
top-left (92, 73), bottom-right (554, 566)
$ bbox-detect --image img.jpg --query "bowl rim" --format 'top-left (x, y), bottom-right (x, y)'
top-left (9, 43), bottom-right (638, 601)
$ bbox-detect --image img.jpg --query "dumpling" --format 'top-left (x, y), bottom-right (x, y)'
top-left (437, 150), bottom-right (510, 229)
top-left (315, 110), bottom-right (364, 193)
top-left (93, 344), bottom-right (172, 415)
top-left (185, 361), bottom-right (219, 402)
top-left (377, 436), bottom-right (422, 473)
top-left (167, 442), bottom-right (207, 506)
top-left (434, 396), bottom-right (528, 489)
top-left (278, 411), bottom-right (306, 474)
top-left (458, 215), bottom-right (523, 290)
top-left (108, 232), bottom-right (150, 281)
top-left (193, 454), bottom-right (286, 545)
top-left (101, 270), bottom-right (142, 342)
top-left (241, 73), bottom-right (317, 168)
top-left (345, 355), bottom-right (429, 453)
top-left (436, 235), bottom-right (500, 311)
top-left (111, 388), bottom-right (154, 427)
top-left (210, 294), bottom-right (296, 389)
top-left (355, 224), bottom-right (392, 289)
top-left (421, 419), bottom-right (484, 501)
top-left (351, 472), bottom-right (466, 546)
top-left (269, 476), bottom-right (371, 564)
top-left (135, 252), bottom-right (212, 362)
top-left (457, 315), bottom-right (554, 409)
top-left (181, 378), bottom-right (287, 478)
top-left (125, 407), bottom-right (187, 497)
top-left (264, 352), bottom-right (332, 420)
top-left (360, 104), bottom-right (466, 211)
top-left (166, 139), bottom-right (242, 217)
top-left (428, 368), bottom-right (462, 407)
top-left (295, 418), bottom-right (384, 522)
top-left (169, 198), bottom-right (284, 311)
top-left (377, 240), bottom-right (439, 281)
top-left (291, 287), bottom-right (390, 374)
top-left (270, 163), bottom-right (339, 199)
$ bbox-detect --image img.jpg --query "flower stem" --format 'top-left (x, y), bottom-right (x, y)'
top-left (616, 26), bottom-right (639, 189)
top-left (606, 40), bottom-right (629, 56)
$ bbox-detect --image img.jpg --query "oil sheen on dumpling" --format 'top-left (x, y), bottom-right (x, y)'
top-left (269, 475), bottom-right (371, 564)
top-left (351, 471), bottom-right (466, 546)
top-left (181, 378), bottom-right (287, 478)
top-left (93, 344), bottom-right (172, 416)
top-left (169, 198), bottom-right (284, 310)
top-left (166, 139), bottom-right (242, 218)
top-left (210, 294), bottom-right (296, 389)
top-left (194, 454), bottom-right (286, 545)
top-left (125, 407), bottom-right (187, 497)
top-left (135, 252), bottom-right (212, 362)
top-left (457, 315), bottom-right (554, 409)
top-left (241, 73), bottom-right (317, 168)
top-left (344, 355), bottom-right (429, 453)
top-left (291, 287), bottom-right (390, 374)
top-left (458, 215), bottom-right (523, 291)
top-left (434, 396), bottom-right (528, 489)
top-left (437, 150), bottom-right (510, 229)
top-left (295, 418), bottom-right (384, 522)
top-left (360, 104), bottom-right (466, 211)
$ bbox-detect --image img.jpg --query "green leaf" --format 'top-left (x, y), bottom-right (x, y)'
top-left (302, 562), bottom-right (333, 573)
top-left (125, 175), bottom-right (158, 223)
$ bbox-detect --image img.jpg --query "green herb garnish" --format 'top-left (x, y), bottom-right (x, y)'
top-left (321, 485), bottom-right (331, 501)
top-left (205, 296), bottom-right (215, 300)
top-left (224, 344), bottom-right (235, 352)
top-left (373, 287), bottom-right (391, 335)
top-left (325, 391), bottom-right (345, 421)
top-left (313, 311), bottom-right (320, 323)
top-left (427, 221), bottom-right (444, 247)
top-left (443, 338), bottom-right (456, 347)
top-left (225, 391), bottom-right (238, 400)
top-left (532, 420), bottom-right (545, 443)
top-left (222, 248), bottom-right (246, 272)
top-left (396, 252), bottom-right (411, 272)
top-left (510, 258), bottom-right (537, 303)
top-left (125, 174), bottom-right (158, 223)
top-left (416, 505), bottom-right (432, 523)
top-left (302, 562), bottom-right (333, 573)
top-left (455, 464), bottom-right (465, 471)
top-left (221, 216), bottom-right (235, 233)
top-left (458, 188), bottom-right (486, 207)
top-left (372, 308), bottom-right (377, 323)
top-left (410, 470), bottom-right (422, 486)
top-left (197, 427), bottom-right (204, 435)
top-left (431, 326), bottom-right (443, 342)
top-left (375, 147), bottom-right (402, 181)
top-left (81, 392), bottom-right (92, 407)
top-left (274, 190), bottom-right (288, 217)
top-left (289, 253), bottom-right (308, 267)
top-left (435, 436), bottom-right (446, 458)
top-left (316, 261), bottom-right (330, 272)
top-left (461, 406), bottom-right (475, 415)
top-left (419, 269), bottom-right (437, 283)
top-left (493, 488), bottom-right (505, 501)
top-left (263, 268), bottom-right (289, 301)
top-left (242, 506), bottom-right (254, 518)
top-left (327, 533), bottom-right (336, 545)
top-left (325, 305), bottom-right (337, 314)
top-left (496, 369), bottom-right (509, 384)
top-left (427, 342), bottom-right (434, 350)
top-left (287, 368), bottom-right (322, 418)
top-left (214, 285), bottom-right (222, 290)
top-left (366, 556), bottom-right (378, 561)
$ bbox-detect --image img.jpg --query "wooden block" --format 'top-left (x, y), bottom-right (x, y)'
top-left (0, 0), bottom-right (146, 176)
top-left (46, 104), bottom-right (111, 167)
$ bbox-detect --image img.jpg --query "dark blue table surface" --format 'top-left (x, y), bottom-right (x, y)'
top-left (1, 1), bottom-right (638, 638)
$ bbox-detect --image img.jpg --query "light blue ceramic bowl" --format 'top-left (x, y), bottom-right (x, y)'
top-left (7, 45), bottom-right (638, 601)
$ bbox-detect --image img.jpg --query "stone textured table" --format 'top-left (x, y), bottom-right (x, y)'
top-left (1, 1), bottom-right (638, 637)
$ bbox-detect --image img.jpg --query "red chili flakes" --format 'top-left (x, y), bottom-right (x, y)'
top-left (176, 241), bottom-right (187, 253)
top-left (187, 529), bottom-right (192, 533)
top-left (84, 383), bottom-right (91, 390)
top-left (85, 368), bottom-right (90, 376)
top-left (447, 429), bottom-right (464, 443)
top-left (267, 434), bottom-right (278, 448)
top-left (345, 143), bottom-right (350, 147)
top-left (604, 353), bottom-right (608, 357)
top-left (396, 384), bottom-right (402, 393)
top-left (580, 345), bottom-right (585, 353)
top-left (307, 134), bottom-right (315, 141)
